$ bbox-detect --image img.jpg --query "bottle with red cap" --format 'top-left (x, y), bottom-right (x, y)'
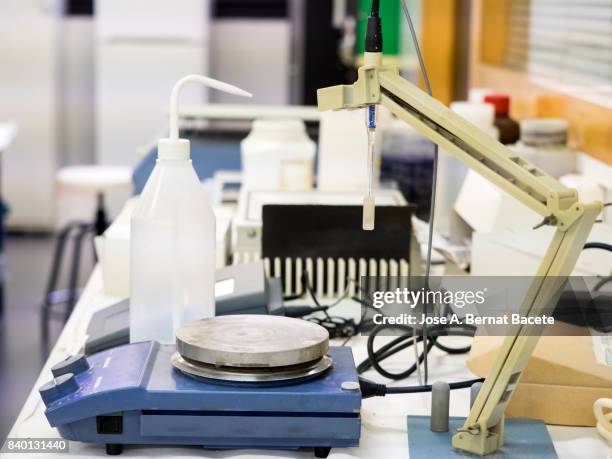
top-left (484, 93), bottom-right (520, 145)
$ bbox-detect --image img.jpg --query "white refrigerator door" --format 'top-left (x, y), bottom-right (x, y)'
top-left (210, 19), bottom-right (291, 105)
top-left (96, 43), bottom-right (207, 166)
top-left (0, 0), bottom-right (60, 229)
top-left (95, 0), bottom-right (208, 41)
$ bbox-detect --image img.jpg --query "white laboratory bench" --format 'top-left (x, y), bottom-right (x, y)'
top-left (2, 271), bottom-right (610, 458)
top-left (0, 217), bottom-right (610, 459)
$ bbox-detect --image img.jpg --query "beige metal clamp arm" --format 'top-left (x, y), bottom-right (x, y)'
top-left (317, 54), bottom-right (603, 456)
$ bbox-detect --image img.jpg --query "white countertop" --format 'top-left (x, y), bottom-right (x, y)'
top-left (2, 265), bottom-right (609, 458)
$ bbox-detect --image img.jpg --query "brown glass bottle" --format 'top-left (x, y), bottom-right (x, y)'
top-left (484, 94), bottom-right (520, 145)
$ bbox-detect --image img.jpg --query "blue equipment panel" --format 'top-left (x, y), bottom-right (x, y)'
top-left (40, 342), bottom-right (361, 456)
top-left (407, 416), bottom-right (557, 459)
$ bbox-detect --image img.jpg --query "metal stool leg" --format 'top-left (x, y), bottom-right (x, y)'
top-left (65, 223), bottom-right (92, 320)
top-left (92, 192), bottom-right (109, 263)
top-left (95, 192), bottom-right (109, 236)
top-left (41, 222), bottom-right (94, 354)
top-left (42, 225), bottom-right (77, 307)
top-left (41, 223), bottom-right (78, 355)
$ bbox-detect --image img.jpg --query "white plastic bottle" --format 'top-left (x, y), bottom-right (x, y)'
top-left (240, 119), bottom-right (316, 191)
top-left (130, 75), bottom-right (251, 344)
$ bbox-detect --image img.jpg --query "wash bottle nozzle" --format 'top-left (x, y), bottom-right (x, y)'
top-left (158, 75), bottom-right (252, 161)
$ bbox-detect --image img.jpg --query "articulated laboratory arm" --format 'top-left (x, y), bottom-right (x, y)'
top-left (317, 59), bottom-right (602, 455)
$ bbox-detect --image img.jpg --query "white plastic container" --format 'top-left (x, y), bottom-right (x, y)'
top-left (130, 156), bottom-right (216, 344)
top-left (241, 119), bottom-right (315, 190)
top-left (435, 102), bottom-right (498, 238)
top-left (511, 119), bottom-right (576, 178)
top-left (560, 174), bottom-right (605, 219)
top-left (130, 75), bottom-right (251, 344)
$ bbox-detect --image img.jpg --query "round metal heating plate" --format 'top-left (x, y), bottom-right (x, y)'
top-left (175, 315), bottom-right (329, 368)
top-left (171, 352), bottom-right (333, 386)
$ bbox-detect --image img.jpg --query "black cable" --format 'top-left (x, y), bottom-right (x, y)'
top-left (584, 242), bottom-right (612, 253)
top-left (367, 334), bottom-right (435, 380)
top-left (360, 326), bottom-right (475, 375)
top-left (296, 266), bottom-right (477, 380)
top-left (370, 0), bottom-right (380, 16)
top-left (387, 377), bottom-right (485, 395)
top-left (357, 321), bottom-right (481, 399)
top-left (308, 292), bottom-right (379, 341)
top-left (365, 0), bottom-right (383, 53)
top-left (300, 271), bottom-right (363, 340)
top-left (309, 315), bottom-right (358, 340)
top-left (434, 339), bottom-right (472, 355)
top-left (357, 323), bottom-right (476, 380)
top-left (283, 291), bottom-right (305, 302)
top-left (283, 305), bottom-right (329, 318)
top-left (581, 242), bottom-right (612, 292)
top-left (359, 376), bottom-right (485, 399)
top-left (303, 272), bottom-right (322, 308)
top-left (595, 276), bottom-right (612, 292)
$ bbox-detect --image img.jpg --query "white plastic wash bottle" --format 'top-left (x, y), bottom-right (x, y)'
top-left (130, 75), bottom-right (251, 344)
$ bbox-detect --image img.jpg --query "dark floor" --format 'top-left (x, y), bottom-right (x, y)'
top-left (0, 234), bottom-right (94, 441)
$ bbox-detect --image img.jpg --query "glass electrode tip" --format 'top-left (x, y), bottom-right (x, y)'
top-left (363, 195), bottom-right (375, 231)
top-left (364, 104), bottom-right (377, 230)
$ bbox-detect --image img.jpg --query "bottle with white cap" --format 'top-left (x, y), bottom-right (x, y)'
top-left (130, 75), bottom-right (251, 344)
top-left (240, 119), bottom-right (315, 191)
